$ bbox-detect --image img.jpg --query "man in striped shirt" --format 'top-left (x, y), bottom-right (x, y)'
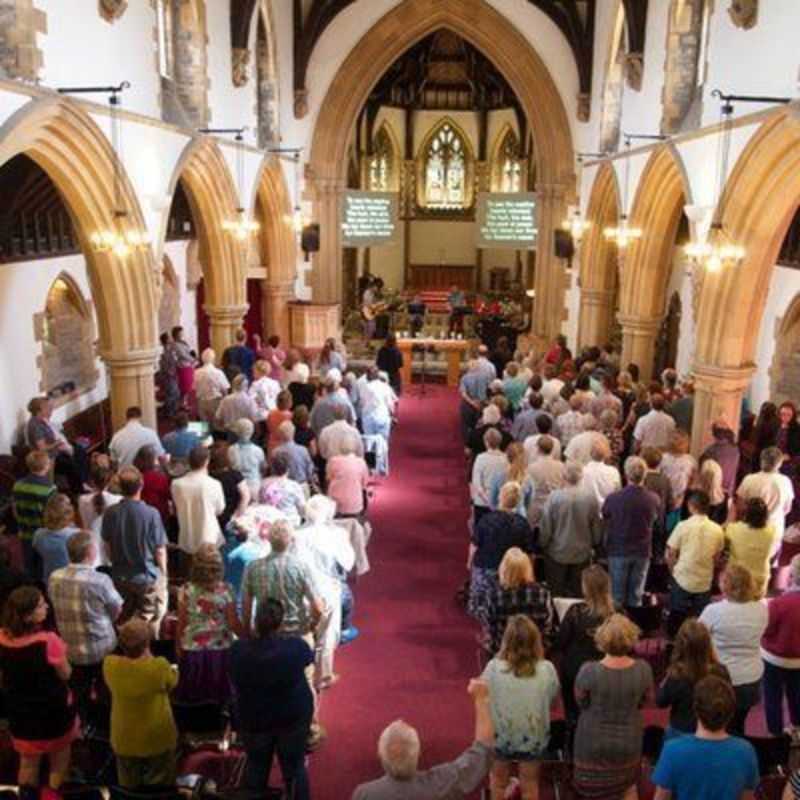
top-left (12, 450), bottom-right (55, 575)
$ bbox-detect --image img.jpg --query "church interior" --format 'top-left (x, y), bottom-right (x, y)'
top-left (1, 0), bottom-right (800, 798)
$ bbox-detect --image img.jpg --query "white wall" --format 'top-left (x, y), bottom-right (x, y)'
top-left (750, 265), bottom-right (800, 411)
top-left (0, 254), bottom-right (107, 453)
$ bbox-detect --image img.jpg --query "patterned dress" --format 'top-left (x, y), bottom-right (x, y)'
top-left (176, 582), bottom-right (236, 705)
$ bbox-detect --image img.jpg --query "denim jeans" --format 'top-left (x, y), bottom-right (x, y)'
top-left (362, 414), bottom-right (391, 442)
top-left (242, 719), bottom-right (311, 800)
top-left (608, 557), bottom-right (650, 607)
top-left (341, 581), bottom-right (354, 631)
top-left (763, 660), bottom-right (800, 735)
top-left (667, 577), bottom-right (711, 638)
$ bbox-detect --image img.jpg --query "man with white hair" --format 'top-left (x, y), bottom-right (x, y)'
top-left (319, 405), bottom-right (364, 461)
top-left (272, 420), bottom-right (315, 485)
top-left (539, 461), bottom-right (601, 597)
top-left (194, 348), bottom-right (230, 423)
top-left (633, 393), bottom-right (676, 452)
top-left (476, 344), bottom-right (497, 382)
top-left (310, 377), bottom-right (356, 437)
top-left (581, 439), bottom-right (622, 506)
top-left (564, 414), bottom-right (609, 466)
top-left (352, 680), bottom-right (493, 799)
top-left (737, 446), bottom-right (795, 551)
top-left (602, 456), bottom-right (661, 607)
top-left (459, 359), bottom-right (491, 444)
top-left (216, 374), bottom-right (259, 433)
top-left (361, 366), bottom-right (397, 442)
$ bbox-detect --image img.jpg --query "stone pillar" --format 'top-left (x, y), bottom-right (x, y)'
top-left (618, 313), bottom-right (661, 381)
top-left (205, 304), bottom-right (249, 362)
top-left (309, 174), bottom-right (346, 304)
top-left (533, 182), bottom-right (569, 341)
top-left (103, 350), bottom-right (159, 433)
top-left (691, 363), bottom-right (755, 455)
top-left (262, 279), bottom-right (294, 346)
top-left (577, 288), bottom-right (616, 350)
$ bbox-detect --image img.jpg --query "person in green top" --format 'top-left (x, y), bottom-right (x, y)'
top-left (103, 618), bottom-right (178, 788)
top-left (12, 451), bottom-right (55, 575)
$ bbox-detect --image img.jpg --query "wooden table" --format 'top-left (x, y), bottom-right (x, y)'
top-left (397, 337), bottom-right (472, 387)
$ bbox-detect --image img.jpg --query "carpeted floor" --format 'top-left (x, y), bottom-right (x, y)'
top-left (308, 384), bottom-right (483, 799)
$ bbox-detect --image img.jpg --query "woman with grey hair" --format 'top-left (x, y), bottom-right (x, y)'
top-left (228, 418), bottom-right (265, 497)
top-left (194, 348), bottom-right (230, 424)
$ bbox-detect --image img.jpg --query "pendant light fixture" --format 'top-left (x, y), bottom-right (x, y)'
top-left (604, 133), bottom-right (667, 249)
top-left (684, 91), bottom-right (746, 273)
top-left (562, 153), bottom-right (603, 243)
top-left (221, 128), bottom-right (260, 242)
top-left (58, 82), bottom-right (151, 258)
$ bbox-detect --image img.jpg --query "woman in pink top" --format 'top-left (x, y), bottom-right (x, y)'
top-left (326, 442), bottom-right (369, 518)
top-left (254, 334), bottom-right (285, 382)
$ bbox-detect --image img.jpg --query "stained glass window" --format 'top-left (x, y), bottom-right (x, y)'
top-left (497, 130), bottom-right (522, 193)
top-left (369, 126), bottom-right (395, 191)
top-left (424, 123), bottom-right (466, 208)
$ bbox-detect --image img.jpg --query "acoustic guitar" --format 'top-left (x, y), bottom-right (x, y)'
top-left (361, 302), bottom-right (389, 321)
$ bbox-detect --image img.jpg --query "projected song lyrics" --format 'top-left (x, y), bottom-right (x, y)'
top-left (341, 193), bottom-right (397, 245)
top-left (479, 198), bottom-right (537, 246)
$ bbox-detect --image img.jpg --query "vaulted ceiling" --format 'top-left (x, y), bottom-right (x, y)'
top-left (229, 0), bottom-right (650, 123)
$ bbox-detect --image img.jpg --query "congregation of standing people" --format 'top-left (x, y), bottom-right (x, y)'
top-left (2, 327), bottom-right (399, 800)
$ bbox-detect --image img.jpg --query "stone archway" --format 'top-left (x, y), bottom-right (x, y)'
top-left (618, 145), bottom-right (691, 380)
top-left (252, 156), bottom-right (297, 344)
top-left (769, 292), bottom-right (800, 404)
top-left (161, 136), bottom-right (248, 358)
top-left (691, 106), bottom-right (800, 450)
top-left (578, 163), bottom-right (621, 349)
top-left (307, 0), bottom-right (575, 341)
top-left (0, 96), bottom-right (159, 428)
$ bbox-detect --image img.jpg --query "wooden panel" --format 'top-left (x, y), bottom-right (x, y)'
top-left (289, 302), bottom-right (340, 351)
top-left (408, 263), bottom-right (475, 291)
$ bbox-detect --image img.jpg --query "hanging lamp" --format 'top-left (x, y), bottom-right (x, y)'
top-left (604, 137), bottom-right (642, 249)
top-left (222, 129), bottom-right (260, 241)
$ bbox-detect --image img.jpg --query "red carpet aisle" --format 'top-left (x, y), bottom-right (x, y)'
top-left (308, 385), bottom-right (482, 799)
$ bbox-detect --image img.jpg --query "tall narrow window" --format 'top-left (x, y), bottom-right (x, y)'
top-left (424, 123), bottom-right (466, 209)
top-left (156, 0), bottom-right (174, 80)
top-left (494, 129), bottom-right (522, 192)
top-left (369, 126), bottom-right (395, 192)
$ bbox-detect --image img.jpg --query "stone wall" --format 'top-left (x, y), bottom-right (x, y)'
top-left (0, 0), bottom-right (46, 81)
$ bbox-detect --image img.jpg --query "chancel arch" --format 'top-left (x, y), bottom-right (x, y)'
top-left (577, 163), bottom-right (621, 349)
top-left (307, 0), bottom-right (575, 342)
top-left (162, 136), bottom-right (249, 359)
top-left (618, 145), bottom-right (691, 381)
top-left (0, 96), bottom-right (159, 428)
top-left (691, 108), bottom-right (800, 451)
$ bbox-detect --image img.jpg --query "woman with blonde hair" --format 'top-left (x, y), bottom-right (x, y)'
top-left (556, 564), bottom-right (615, 723)
top-left (489, 442), bottom-right (531, 517)
top-left (482, 616), bottom-right (560, 800)
top-left (175, 543), bottom-right (242, 705)
top-left (699, 563), bottom-right (768, 734)
top-left (573, 614), bottom-right (653, 800)
top-left (660, 430), bottom-right (698, 533)
top-left (468, 482), bottom-right (534, 624)
top-left (482, 547), bottom-right (554, 656)
top-left (32, 493), bottom-right (79, 582)
top-left (695, 457), bottom-right (727, 524)
top-left (656, 618), bottom-right (730, 739)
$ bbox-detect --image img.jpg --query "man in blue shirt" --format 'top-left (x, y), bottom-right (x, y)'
top-left (161, 411), bottom-right (201, 460)
top-left (652, 675), bottom-right (759, 800)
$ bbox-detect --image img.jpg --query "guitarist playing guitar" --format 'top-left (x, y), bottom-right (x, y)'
top-left (361, 277), bottom-right (386, 344)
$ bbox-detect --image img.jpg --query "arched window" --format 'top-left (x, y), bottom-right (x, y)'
top-left (599, 3), bottom-right (627, 154)
top-left (369, 125), bottom-right (396, 192)
top-left (661, 0), bottom-right (709, 134)
top-left (37, 275), bottom-right (98, 397)
top-left (492, 128), bottom-right (522, 192)
top-left (423, 122), bottom-right (468, 209)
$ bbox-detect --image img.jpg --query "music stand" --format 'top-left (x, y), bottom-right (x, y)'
top-left (407, 302), bottom-right (426, 336)
top-left (411, 342), bottom-right (437, 396)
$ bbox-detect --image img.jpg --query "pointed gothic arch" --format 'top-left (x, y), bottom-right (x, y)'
top-left (0, 96), bottom-right (159, 426)
top-left (578, 163), bottom-right (621, 348)
top-left (307, 0), bottom-right (574, 341)
top-left (161, 137), bottom-right (249, 357)
top-left (368, 121), bottom-right (400, 192)
top-left (618, 145), bottom-right (692, 379)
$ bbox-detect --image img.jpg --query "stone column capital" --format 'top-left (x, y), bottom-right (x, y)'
top-left (617, 313), bottom-right (662, 334)
top-left (100, 349), bottom-right (159, 373)
top-left (535, 181), bottom-right (568, 200)
top-left (691, 362), bottom-right (756, 393)
top-left (204, 304), bottom-right (250, 324)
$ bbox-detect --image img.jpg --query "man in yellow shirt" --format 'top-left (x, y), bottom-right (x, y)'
top-left (665, 491), bottom-right (725, 637)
